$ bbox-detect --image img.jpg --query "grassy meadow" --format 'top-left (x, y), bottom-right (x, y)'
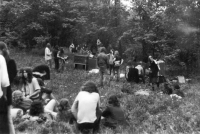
top-left (10, 49), bottom-right (200, 134)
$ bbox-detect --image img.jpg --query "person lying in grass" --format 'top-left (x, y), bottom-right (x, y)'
top-left (102, 95), bottom-right (128, 129)
top-left (71, 81), bottom-right (101, 134)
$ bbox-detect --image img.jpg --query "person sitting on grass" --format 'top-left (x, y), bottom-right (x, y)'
top-left (56, 98), bottom-right (75, 124)
top-left (71, 81), bottom-right (101, 134)
top-left (173, 84), bottom-right (185, 98)
top-left (22, 99), bottom-right (58, 122)
top-left (101, 95), bottom-right (128, 129)
top-left (18, 67), bottom-right (41, 101)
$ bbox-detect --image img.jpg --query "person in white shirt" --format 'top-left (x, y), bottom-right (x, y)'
top-left (45, 43), bottom-right (52, 68)
top-left (0, 43), bottom-right (10, 134)
top-left (71, 81), bottom-right (101, 133)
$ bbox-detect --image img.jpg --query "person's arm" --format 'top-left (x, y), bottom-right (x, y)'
top-left (102, 107), bottom-right (111, 117)
top-left (7, 59), bottom-right (17, 84)
top-left (71, 94), bottom-right (79, 119)
top-left (0, 56), bottom-right (10, 97)
top-left (120, 58), bottom-right (124, 65)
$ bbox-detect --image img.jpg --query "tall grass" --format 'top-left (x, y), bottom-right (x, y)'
top-left (10, 49), bottom-right (200, 134)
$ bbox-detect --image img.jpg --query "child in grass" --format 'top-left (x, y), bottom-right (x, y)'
top-left (102, 95), bottom-right (128, 129)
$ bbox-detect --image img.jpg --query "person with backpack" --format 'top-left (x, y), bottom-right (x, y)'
top-left (97, 47), bottom-right (109, 87)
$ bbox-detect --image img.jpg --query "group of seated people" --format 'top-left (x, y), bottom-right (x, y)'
top-left (10, 65), bottom-right (129, 133)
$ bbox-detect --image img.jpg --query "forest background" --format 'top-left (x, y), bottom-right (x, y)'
top-left (1, 0), bottom-right (200, 76)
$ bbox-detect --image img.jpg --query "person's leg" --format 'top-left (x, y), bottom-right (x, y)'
top-left (99, 70), bottom-right (103, 87)
top-left (116, 68), bottom-right (120, 81)
top-left (44, 99), bottom-right (57, 112)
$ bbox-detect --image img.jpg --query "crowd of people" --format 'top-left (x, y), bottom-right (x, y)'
top-left (0, 40), bottom-right (184, 134)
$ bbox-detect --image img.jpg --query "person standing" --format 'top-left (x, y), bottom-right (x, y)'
top-left (45, 43), bottom-right (52, 68)
top-left (97, 47), bottom-right (109, 87)
top-left (148, 55), bottom-right (159, 91)
top-left (53, 45), bottom-right (59, 70)
top-left (0, 41), bottom-right (11, 134)
top-left (57, 47), bottom-right (65, 72)
top-left (108, 49), bottom-right (115, 76)
top-left (113, 51), bottom-right (123, 81)
top-left (0, 42), bottom-right (17, 134)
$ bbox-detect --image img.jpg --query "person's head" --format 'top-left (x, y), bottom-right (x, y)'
top-left (29, 100), bottom-right (44, 116)
top-left (19, 67), bottom-right (33, 83)
top-left (47, 43), bottom-right (51, 48)
top-left (114, 50), bottom-right (119, 56)
top-left (173, 83), bottom-right (180, 90)
top-left (81, 81), bottom-right (99, 93)
top-left (59, 47), bottom-right (64, 54)
top-left (99, 47), bottom-right (106, 53)
top-left (110, 49), bottom-right (114, 54)
top-left (58, 98), bottom-right (70, 112)
top-left (0, 41), bottom-right (10, 61)
top-left (55, 45), bottom-right (59, 50)
top-left (108, 95), bottom-right (120, 107)
top-left (148, 55), bottom-right (154, 62)
top-left (12, 90), bottom-right (23, 105)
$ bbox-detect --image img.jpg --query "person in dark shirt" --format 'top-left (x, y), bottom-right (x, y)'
top-left (102, 95), bottom-right (128, 129)
top-left (97, 47), bottom-right (108, 87)
top-left (148, 55), bottom-right (159, 90)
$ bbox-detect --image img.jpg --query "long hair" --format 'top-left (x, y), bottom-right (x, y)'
top-left (0, 41), bottom-right (10, 61)
top-left (81, 81), bottom-right (99, 93)
top-left (29, 100), bottom-right (44, 116)
top-left (108, 95), bottom-right (120, 107)
top-left (19, 67), bottom-right (33, 83)
top-left (58, 98), bottom-right (70, 112)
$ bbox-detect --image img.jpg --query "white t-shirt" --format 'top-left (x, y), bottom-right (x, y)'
top-left (0, 55), bottom-right (10, 97)
top-left (21, 77), bottom-right (41, 98)
top-left (71, 91), bottom-right (100, 124)
top-left (45, 47), bottom-right (52, 61)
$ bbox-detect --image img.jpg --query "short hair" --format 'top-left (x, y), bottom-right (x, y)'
top-left (114, 50), bottom-right (119, 56)
top-left (58, 98), bottom-right (70, 111)
top-left (108, 95), bottom-right (120, 107)
top-left (47, 43), bottom-right (51, 47)
top-left (81, 81), bottom-right (99, 93)
top-left (29, 100), bottom-right (44, 116)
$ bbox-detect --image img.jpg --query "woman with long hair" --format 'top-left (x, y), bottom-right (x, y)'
top-left (71, 81), bottom-right (101, 133)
